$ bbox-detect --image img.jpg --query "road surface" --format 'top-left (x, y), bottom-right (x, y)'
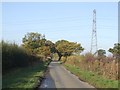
top-left (39, 61), bottom-right (95, 89)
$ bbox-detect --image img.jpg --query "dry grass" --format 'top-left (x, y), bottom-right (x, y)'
top-left (61, 54), bottom-right (118, 80)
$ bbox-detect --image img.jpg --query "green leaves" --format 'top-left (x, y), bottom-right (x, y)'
top-left (22, 33), bottom-right (84, 61)
top-left (55, 40), bottom-right (84, 57)
top-left (97, 49), bottom-right (106, 59)
top-left (36, 46), bottom-right (51, 57)
top-left (22, 32), bottom-right (46, 55)
top-left (108, 43), bottom-right (120, 59)
top-left (22, 32), bottom-right (55, 59)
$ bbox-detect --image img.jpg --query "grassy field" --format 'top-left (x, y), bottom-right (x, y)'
top-left (64, 64), bottom-right (118, 88)
top-left (2, 60), bottom-right (50, 89)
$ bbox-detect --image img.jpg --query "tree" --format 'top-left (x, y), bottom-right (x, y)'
top-left (22, 33), bottom-right (84, 62)
top-left (22, 32), bottom-right (56, 60)
top-left (97, 49), bottom-right (106, 60)
top-left (36, 46), bottom-right (51, 59)
top-left (55, 40), bottom-right (84, 61)
top-left (108, 43), bottom-right (120, 59)
top-left (97, 49), bottom-right (106, 57)
top-left (22, 32), bottom-right (45, 55)
top-left (35, 40), bottom-right (55, 59)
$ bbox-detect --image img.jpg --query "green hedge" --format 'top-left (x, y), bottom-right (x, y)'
top-left (2, 41), bottom-right (42, 73)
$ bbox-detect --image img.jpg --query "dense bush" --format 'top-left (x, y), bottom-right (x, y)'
top-left (2, 41), bottom-right (42, 73)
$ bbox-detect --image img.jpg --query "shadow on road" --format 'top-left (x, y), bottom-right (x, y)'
top-left (38, 62), bottom-right (56, 88)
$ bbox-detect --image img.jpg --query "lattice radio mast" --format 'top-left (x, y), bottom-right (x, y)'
top-left (90, 9), bottom-right (98, 55)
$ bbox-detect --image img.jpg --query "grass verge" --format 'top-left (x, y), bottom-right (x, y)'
top-left (64, 64), bottom-right (118, 88)
top-left (2, 60), bottom-right (51, 89)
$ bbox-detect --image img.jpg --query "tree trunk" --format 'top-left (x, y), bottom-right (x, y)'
top-left (58, 53), bottom-right (62, 61)
top-left (56, 51), bottom-right (62, 61)
top-left (58, 55), bottom-right (62, 61)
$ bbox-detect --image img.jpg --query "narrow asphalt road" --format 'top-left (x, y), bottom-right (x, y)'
top-left (39, 61), bottom-right (95, 89)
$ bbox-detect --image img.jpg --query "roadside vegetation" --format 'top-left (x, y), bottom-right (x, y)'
top-left (64, 62), bottom-right (118, 88)
top-left (2, 41), bottom-right (40, 73)
top-left (2, 60), bottom-right (50, 89)
top-left (2, 32), bottom-right (53, 89)
top-left (2, 32), bottom-right (119, 89)
top-left (56, 39), bottom-right (119, 88)
top-left (59, 43), bottom-right (119, 88)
